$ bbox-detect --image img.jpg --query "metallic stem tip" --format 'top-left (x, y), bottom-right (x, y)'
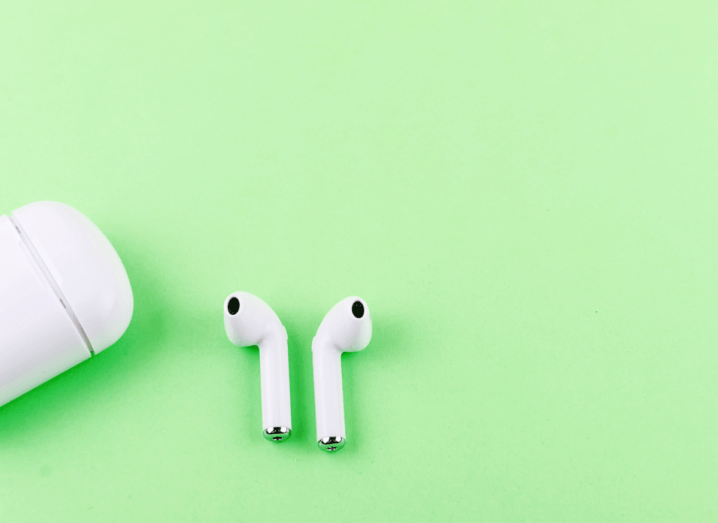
top-left (318, 436), bottom-right (346, 452)
top-left (264, 427), bottom-right (291, 442)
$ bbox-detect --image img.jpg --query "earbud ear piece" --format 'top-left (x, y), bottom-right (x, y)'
top-left (311, 296), bottom-right (372, 452)
top-left (224, 292), bottom-right (291, 442)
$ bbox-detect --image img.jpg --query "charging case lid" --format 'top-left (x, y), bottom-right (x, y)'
top-left (12, 201), bottom-right (133, 353)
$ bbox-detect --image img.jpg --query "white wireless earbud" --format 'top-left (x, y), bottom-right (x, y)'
top-left (224, 292), bottom-right (292, 442)
top-left (312, 296), bottom-right (372, 452)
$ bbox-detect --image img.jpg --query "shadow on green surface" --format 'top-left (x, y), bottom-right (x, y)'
top-left (339, 312), bottom-right (403, 454)
top-left (0, 235), bottom-right (169, 446)
top-left (284, 316), bottom-right (313, 446)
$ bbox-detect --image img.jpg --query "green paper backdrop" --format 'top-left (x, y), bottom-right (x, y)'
top-left (1, 1), bottom-right (717, 521)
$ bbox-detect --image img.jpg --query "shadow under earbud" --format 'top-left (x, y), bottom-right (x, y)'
top-left (341, 313), bottom-right (406, 453)
top-left (276, 307), bottom-right (314, 447)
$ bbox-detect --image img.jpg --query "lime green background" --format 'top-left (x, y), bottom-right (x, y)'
top-left (1, 1), bottom-right (717, 521)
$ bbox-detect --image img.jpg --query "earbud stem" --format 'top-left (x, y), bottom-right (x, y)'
top-left (312, 336), bottom-right (345, 442)
top-left (259, 332), bottom-right (291, 432)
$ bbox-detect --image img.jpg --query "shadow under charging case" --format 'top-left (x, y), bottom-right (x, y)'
top-left (0, 201), bottom-right (133, 407)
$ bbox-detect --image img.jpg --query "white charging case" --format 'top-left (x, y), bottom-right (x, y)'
top-left (0, 201), bottom-right (133, 407)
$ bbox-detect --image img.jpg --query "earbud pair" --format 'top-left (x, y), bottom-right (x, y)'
top-left (223, 292), bottom-right (372, 452)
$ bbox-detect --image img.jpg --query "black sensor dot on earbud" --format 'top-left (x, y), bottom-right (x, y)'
top-left (352, 301), bottom-right (364, 318)
top-left (228, 297), bottom-right (240, 315)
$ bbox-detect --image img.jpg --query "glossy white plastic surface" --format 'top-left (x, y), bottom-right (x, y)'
top-left (0, 202), bottom-right (134, 408)
top-left (224, 292), bottom-right (292, 433)
top-left (0, 216), bottom-right (90, 406)
top-left (312, 296), bottom-right (372, 443)
top-left (12, 201), bottom-right (133, 353)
